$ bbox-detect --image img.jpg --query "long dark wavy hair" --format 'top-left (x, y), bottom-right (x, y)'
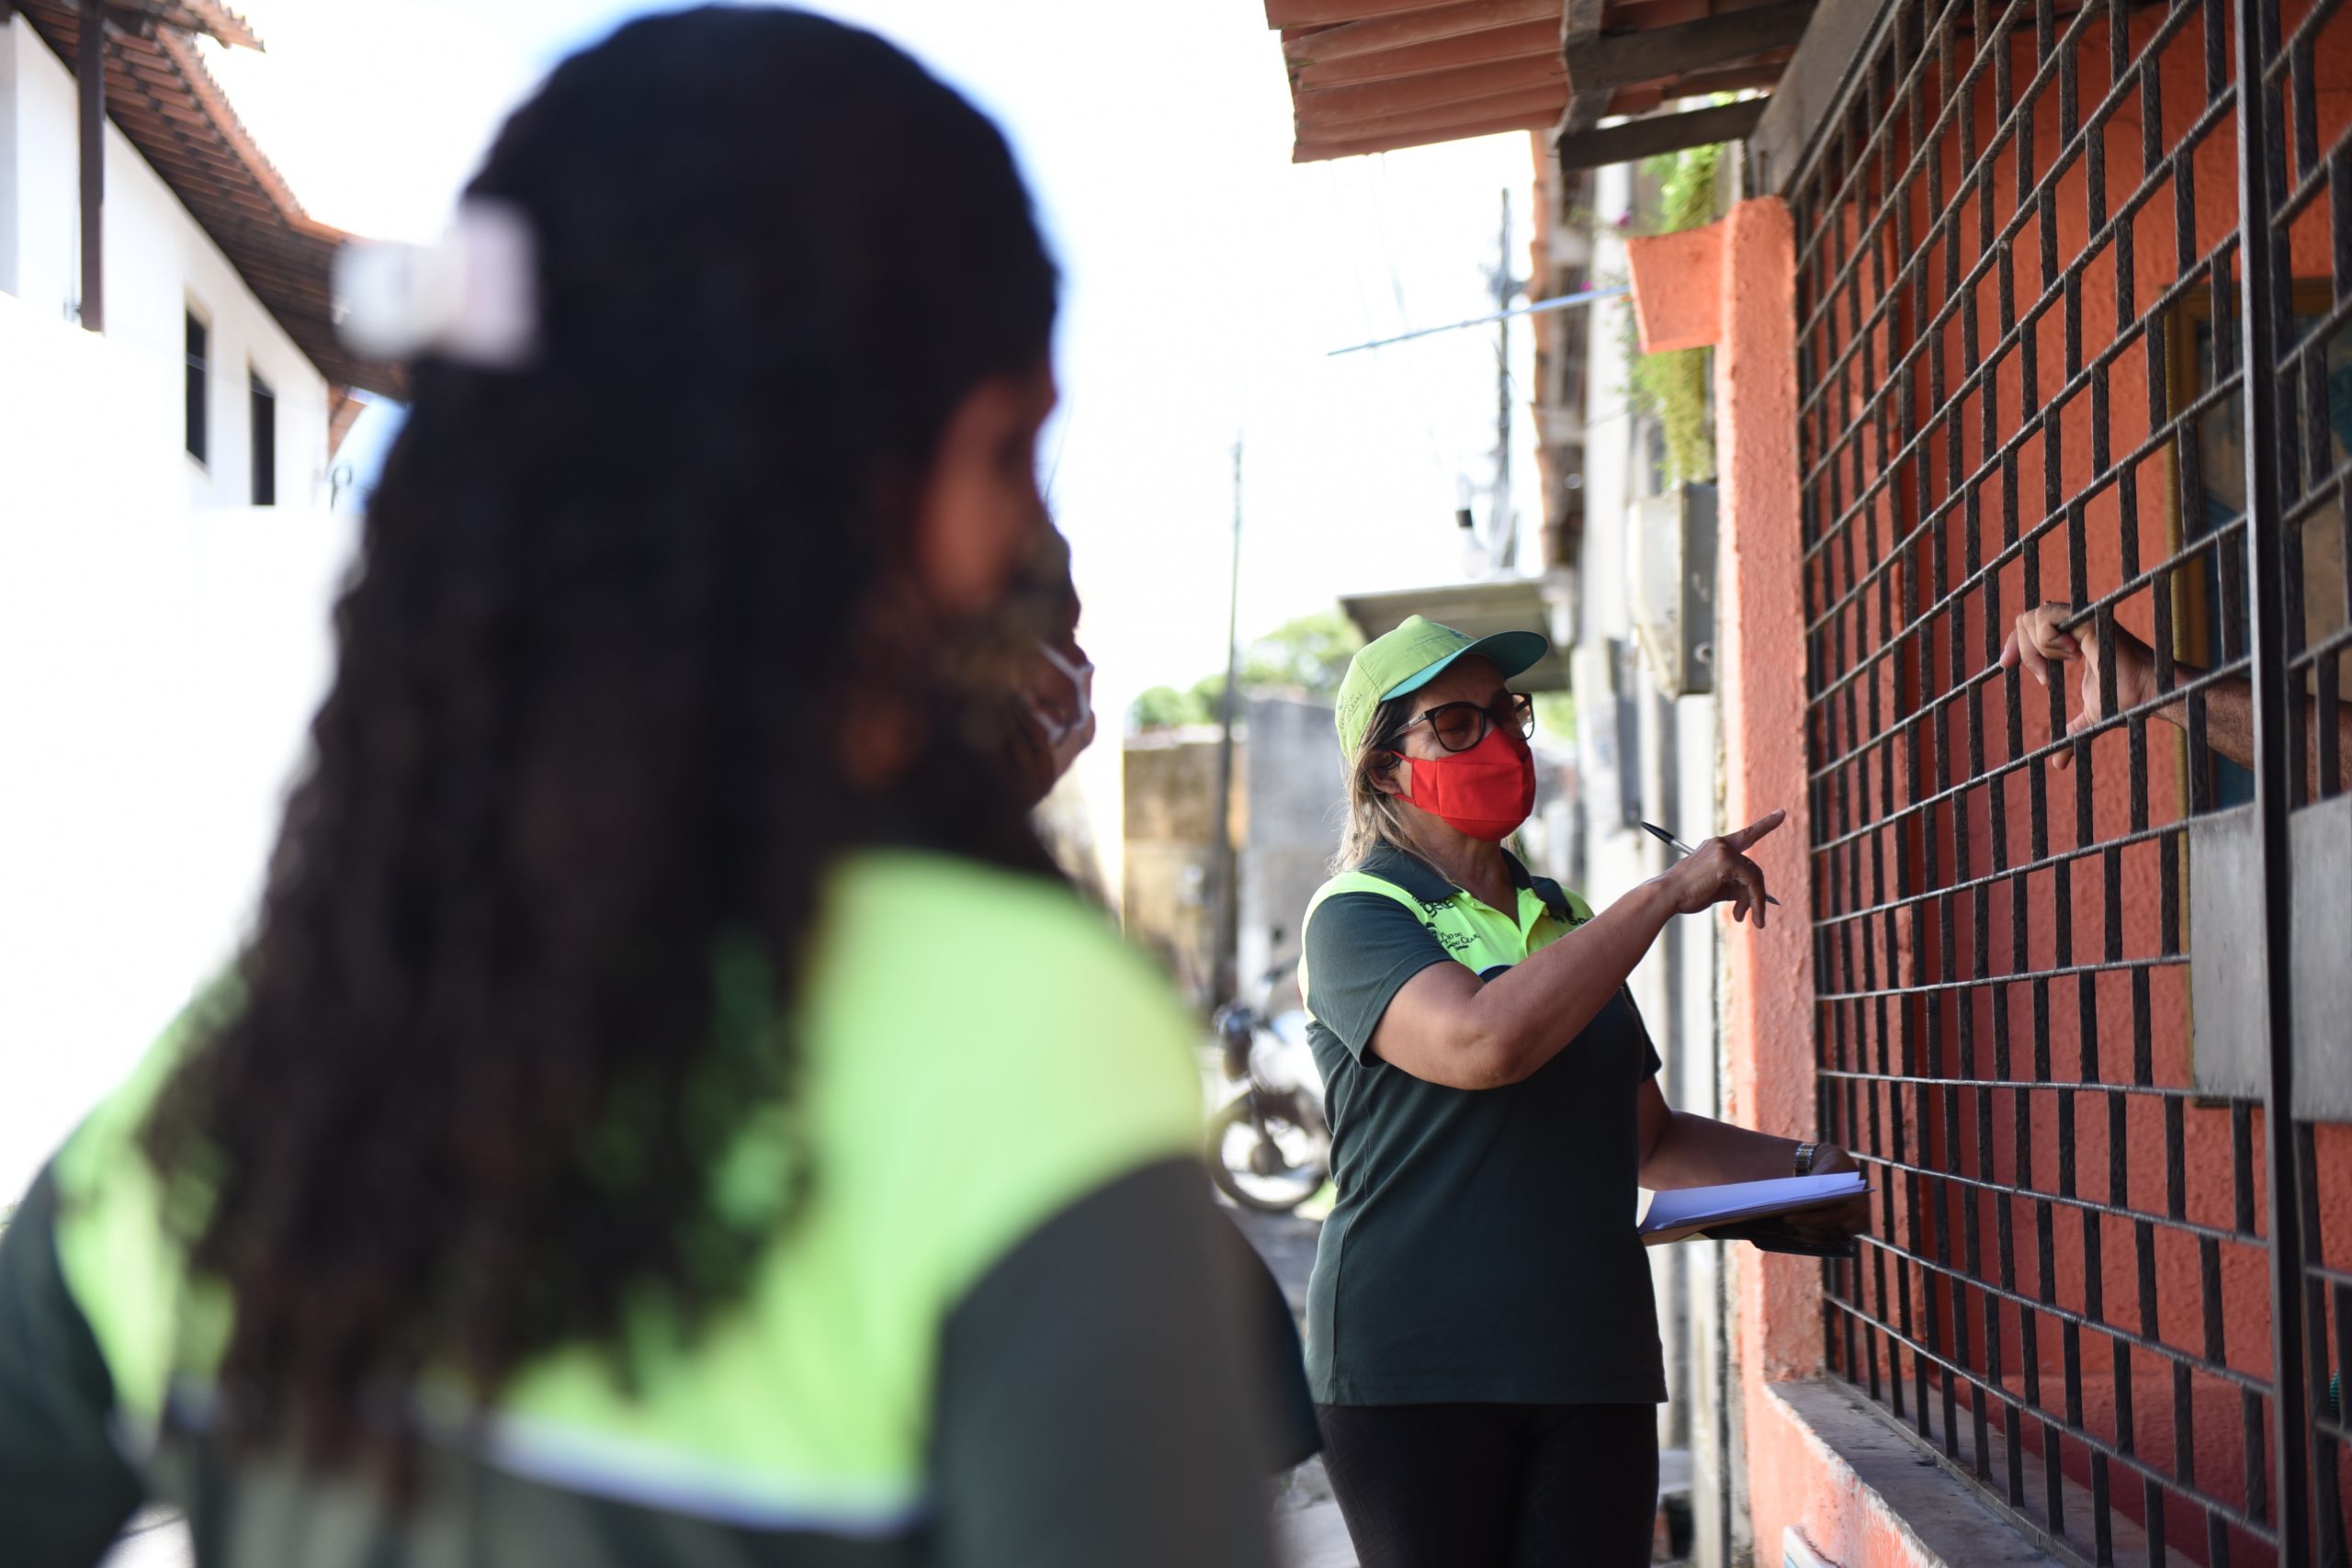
top-left (141, 6), bottom-right (1058, 1460)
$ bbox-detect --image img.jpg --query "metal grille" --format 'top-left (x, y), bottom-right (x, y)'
top-left (1787, 0), bottom-right (2351, 1559)
top-left (2249, 0), bottom-right (2352, 1560)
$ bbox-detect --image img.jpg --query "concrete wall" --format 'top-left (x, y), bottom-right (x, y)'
top-left (1705, 192), bottom-right (1839, 1566)
top-left (1126, 703), bottom-right (1349, 1013)
top-left (1238, 696), bottom-right (1343, 994)
top-left (1124, 731), bottom-right (1233, 1012)
top-left (2, 16), bottom-right (332, 512)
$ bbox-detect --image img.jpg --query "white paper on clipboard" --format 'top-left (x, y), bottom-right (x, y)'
top-left (1638, 1172), bottom-right (1869, 1246)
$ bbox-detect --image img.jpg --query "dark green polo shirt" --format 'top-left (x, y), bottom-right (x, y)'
top-left (1298, 844), bottom-right (1667, 1407)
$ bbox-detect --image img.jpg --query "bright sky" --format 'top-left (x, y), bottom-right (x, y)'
top-left (0, 1), bottom-right (1567, 1192)
top-left (202, 0), bottom-right (1550, 884)
top-left (209, 0), bottom-right (1544, 672)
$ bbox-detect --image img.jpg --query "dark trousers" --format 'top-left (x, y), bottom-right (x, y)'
top-left (1316, 1402), bottom-right (1659, 1568)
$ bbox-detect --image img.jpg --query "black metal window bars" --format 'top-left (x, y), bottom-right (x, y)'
top-left (1786, 0), bottom-right (2352, 1560)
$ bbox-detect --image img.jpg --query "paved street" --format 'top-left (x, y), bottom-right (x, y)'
top-left (1226, 1205), bottom-right (1320, 1315)
top-left (99, 1508), bottom-right (188, 1568)
top-left (1223, 1203), bottom-right (1360, 1568)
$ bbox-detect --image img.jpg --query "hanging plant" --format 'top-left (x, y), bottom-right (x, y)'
top-left (1623, 138), bottom-right (1725, 488)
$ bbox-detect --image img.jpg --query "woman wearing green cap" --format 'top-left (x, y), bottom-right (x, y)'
top-left (1299, 615), bottom-right (1859, 1568)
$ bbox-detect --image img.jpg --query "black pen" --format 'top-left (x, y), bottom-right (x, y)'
top-left (1637, 820), bottom-right (1782, 907)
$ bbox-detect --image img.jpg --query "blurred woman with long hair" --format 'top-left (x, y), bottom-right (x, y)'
top-left (0, 11), bottom-right (1274, 1565)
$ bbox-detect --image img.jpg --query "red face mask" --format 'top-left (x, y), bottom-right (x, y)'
top-left (1395, 725), bottom-right (1536, 840)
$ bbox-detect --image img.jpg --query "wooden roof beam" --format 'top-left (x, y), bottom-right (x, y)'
top-left (1266, 0), bottom-right (1448, 26)
top-left (1295, 18), bottom-right (1562, 88)
top-left (1565, 0), bottom-right (1813, 95)
top-left (1660, 58), bottom-right (1795, 96)
top-left (1302, 80), bottom-right (1566, 143)
top-left (1283, 0), bottom-right (1559, 65)
top-left (1297, 98), bottom-right (1565, 160)
top-left (1554, 96), bottom-right (1765, 168)
top-left (1558, 0), bottom-right (1609, 132)
top-left (1295, 48), bottom-right (1562, 128)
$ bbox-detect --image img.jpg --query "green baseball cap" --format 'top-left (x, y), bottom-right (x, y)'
top-left (1334, 614), bottom-right (1550, 760)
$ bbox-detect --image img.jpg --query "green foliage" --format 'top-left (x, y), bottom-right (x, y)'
top-left (1128, 610), bottom-right (1365, 731)
top-left (1623, 138), bottom-right (1726, 489)
top-left (1650, 140), bottom-right (1724, 235)
top-left (1630, 349), bottom-right (1713, 489)
top-left (1235, 608), bottom-right (1363, 698)
top-left (1130, 684), bottom-right (1211, 730)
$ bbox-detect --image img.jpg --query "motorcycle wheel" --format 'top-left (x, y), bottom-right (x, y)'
top-left (1204, 1093), bottom-right (1330, 1214)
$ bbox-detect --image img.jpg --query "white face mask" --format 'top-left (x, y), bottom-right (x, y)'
top-left (1027, 640), bottom-right (1094, 748)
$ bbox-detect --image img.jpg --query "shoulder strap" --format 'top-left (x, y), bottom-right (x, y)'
top-left (1298, 870), bottom-right (1441, 1024)
top-left (1301, 869), bottom-right (1426, 931)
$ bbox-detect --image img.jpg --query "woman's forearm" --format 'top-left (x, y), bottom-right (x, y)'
top-left (1637, 1110), bottom-right (1801, 1190)
top-left (1457, 880), bottom-right (1676, 1083)
top-left (2154, 670), bottom-right (2352, 793)
top-left (1371, 820), bottom-right (1780, 1090)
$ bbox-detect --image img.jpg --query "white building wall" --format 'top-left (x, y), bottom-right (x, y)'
top-left (7, 13), bottom-right (70, 319)
top-left (3, 16), bottom-right (332, 511)
top-left (0, 20), bottom-right (18, 299)
top-left (0, 292), bottom-right (356, 1200)
top-left (0, 19), bottom-right (351, 1197)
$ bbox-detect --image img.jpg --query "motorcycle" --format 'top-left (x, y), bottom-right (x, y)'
top-left (1205, 961), bottom-right (1331, 1214)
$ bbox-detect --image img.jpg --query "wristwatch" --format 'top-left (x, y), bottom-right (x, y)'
top-left (1793, 1141), bottom-right (1818, 1177)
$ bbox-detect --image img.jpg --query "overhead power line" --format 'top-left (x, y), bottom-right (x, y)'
top-left (1328, 284), bottom-right (1629, 357)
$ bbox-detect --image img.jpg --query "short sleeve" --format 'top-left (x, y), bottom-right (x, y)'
top-left (1302, 893), bottom-right (1453, 1062)
top-left (930, 1160), bottom-right (1280, 1568)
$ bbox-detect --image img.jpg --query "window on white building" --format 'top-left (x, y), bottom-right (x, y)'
top-left (185, 310), bottom-right (209, 466)
top-left (249, 371), bottom-right (276, 506)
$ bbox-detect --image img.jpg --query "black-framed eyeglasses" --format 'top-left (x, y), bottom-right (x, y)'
top-left (1389, 692), bottom-right (1534, 754)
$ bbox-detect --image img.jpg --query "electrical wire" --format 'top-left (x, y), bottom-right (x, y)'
top-left (1327, 285), bottom-right (1629, 357)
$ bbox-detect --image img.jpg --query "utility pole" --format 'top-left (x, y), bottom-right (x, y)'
top-left (1210, 439), bottom-right (1244, 1008)
top-left (1491, 186), bottom-right (1515, 572)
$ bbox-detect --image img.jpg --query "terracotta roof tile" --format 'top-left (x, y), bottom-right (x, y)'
top-left (18, 0), bottom-right (402, 396)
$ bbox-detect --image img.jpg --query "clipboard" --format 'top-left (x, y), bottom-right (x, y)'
top-left (1639, 1173), bottom-right (1870, 1257)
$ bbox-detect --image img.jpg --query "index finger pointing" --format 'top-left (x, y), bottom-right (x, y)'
top-left (1723, 808), bottom-right (1788, 852)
